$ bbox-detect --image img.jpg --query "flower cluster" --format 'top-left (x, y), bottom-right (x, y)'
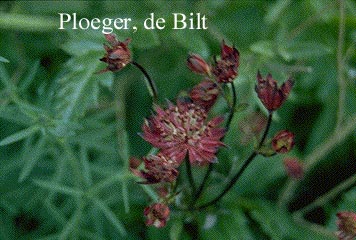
top-left (98, 37), bottom-right (298, 228)
top-left (99, 33), bottom-right (131, 73)
top-left (142, 102), bottom-right (225, 165)
top-left (336, 211), bottom-right (356, 240)
top-left (187, 40), bottom-right (240, 83)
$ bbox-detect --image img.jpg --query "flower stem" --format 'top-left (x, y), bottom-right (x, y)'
top-left (194, 112), bottom-right (273, 210)
top-left (278, 113), bottom-right (356, 208)
top-left (226, 82), bottom-right (237, 130)
top-left (185, 157), bottom-right (197, 195)
top-left (191, 82), bottom-right (238, 204)
top-left (294, 172), bottom-right (356, 218)
top-left (336, 0), bottom-right (346, 131)
top-left (131, 61), bottom-right (158, 103)
top-left (258, 112), bottom-right (273, 148)
top-left (113, 72), bottom-right (131, 213)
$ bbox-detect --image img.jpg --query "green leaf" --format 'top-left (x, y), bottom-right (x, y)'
top-left (19, 60), bottom-right (40, 92)
top-left (250, 200), bottom-right (335, 240)
top-left (0, 13), bottom-right (58, 32)
top-left (18, 136), bottom-right (47, 182)
top-left (33, 179), bottom-right (84, 196)
top-left (54, 53), bottom-right (101, 121)
top-left (279, 41), bottom-right (333, 61)
top-left (250, 40), bottom-right (276, 57)
top-left (92, 198), bottom-right (127, 237)
top-left (0, 56), bottom-right (9, 63)
top-left (0, 125), bottom-right (40, 146)
top-left (62, 40), bottom-right (103, 56)
top-left (199, 208), bottom-right (254, 240)
top-left (265, 0), bottom-right (292, 24)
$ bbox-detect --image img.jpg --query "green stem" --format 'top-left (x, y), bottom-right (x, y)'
top-left (278, 113), bottom-right (356, 208)
top-left (192, 82), bottom-right (237, 203)
top-left (131, 61), bottom-right (158, 103)
top-left (194, 112), bottom-right (273, 210)
top-left (336, 0), bottom-right (346, 130)
top-left (186, 157), bottom-right (196, 195)
top-left (113, 72), bottom-right (130, 213)
top-left (294, 172), bottom-right (356, 217)
top-left (226, 82), bottom-right (237, 130)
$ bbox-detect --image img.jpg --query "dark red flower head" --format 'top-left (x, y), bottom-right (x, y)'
top-left (336, 211), bottom-right (356, 240)
top-left (189, 80), bottom-right (220, 111)
top-left (144, 203), bottom-right (170, 228)
top-left (142, 101), bottom-right (225, 165)
top-left (212, 40), bottom-right (240, 83)
top-left (272, 130), bottom-right (295, 153)
top-left (187, 54), bottom-right (211, 75)
top-left (130, 153), bottom-right (179, 184)
top-left (283, 158), bottom-right (303, 180)
top-left (255, 71), bottom-right (293, 111)
top-left (99, 34), bottom-right (131, 73)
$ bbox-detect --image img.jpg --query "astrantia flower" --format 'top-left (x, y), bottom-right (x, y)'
top-left (255, 71), bottom-right (293, 111)
top-left (283, 158), bottom-right (303, 180)
top-left (144, 203), bottom-right (170, 228)
top-left (130, 153), bottom-right (179, 184)
top-left (142, 102), bottom-right (225, 165)
top-left (99, 34), bottom-right (131, 73)
top-left (189, 80), bottom-right (220, 111)
top-left (272, 130), bottom-right (295, 153)
top-left (212, 40), bottom-right (240, 83)
top-left (187, 54), bottom-right (211, 75)
top-left (336, 211), bottom-right (356, 240)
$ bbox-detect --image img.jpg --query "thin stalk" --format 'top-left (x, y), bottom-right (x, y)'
top-left (258, 112), bottom-right (273, 148)
top-left (336, 0), bottom-right (346, 130)
top-left (185, 157), bottom-right (196, 195)
top-left (113, 72), bottom-right (130, 213)
top-left (192, 82), bottom-right (237, 203)
top-left (278, 113), bottom-right (356, 208)
top-left (294, 172), bottom-right (356, 217)
top-left (226, 82), bottom-right (237, 130)
top-left (195, 112), bottom-right (273, 210)
top-left (131, 61), bottom-right (158, 103)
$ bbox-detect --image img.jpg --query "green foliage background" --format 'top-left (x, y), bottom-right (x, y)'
top-left (0, 1), bottom-right (355, 239)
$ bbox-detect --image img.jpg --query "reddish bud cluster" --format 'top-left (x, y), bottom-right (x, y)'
top-left (255, 71), bottom-right (293, 111)
top-left (130, 153), bottom-right (179, 184)
top-left (187, 40), bottom-right (240, 83)
top-left (283, 158), bottom-right (303, 180)
top-left (212, 40), bottom-right (240, 83)
top-left (99, 34), bottom-right (131, 73)
top-left (272, 130), bottom-right (295, 153)
top-left (142, 101), bottom-right (225, 165)
top-left (187, 54), bottom-right (211, 75)
top-left (144, 203), bottom-right (170, 228)
top-left (336, 211), bottom-right (356, 240)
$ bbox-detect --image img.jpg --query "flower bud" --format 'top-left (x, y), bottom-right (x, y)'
top-left (187, 54), bottom-right (211, 75)
top-left (272, 130), bottom-right (295, 153)
top-left (283, 158), bottom-right (303, 179)
top-left (99, 34), bottom-right (131, 73)
top-left (336, 211), bottom-right (356, 240)
top-left (212, 40), bottom-right (240, 83)
top-left (255, 71), bottom-right (294, 111)
top-left (144, 203), bottom-right (170, 228)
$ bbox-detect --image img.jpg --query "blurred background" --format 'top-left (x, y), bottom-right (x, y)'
top-left (0, 1), bottom-right (355, 239)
